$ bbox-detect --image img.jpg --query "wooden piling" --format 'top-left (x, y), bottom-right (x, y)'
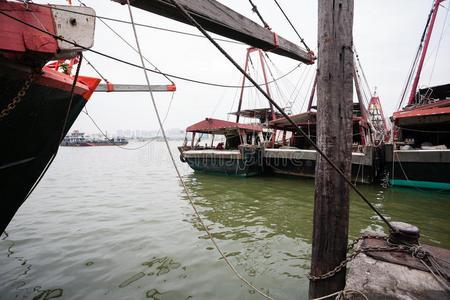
top-left (309, 0), bottom-right (354, 298)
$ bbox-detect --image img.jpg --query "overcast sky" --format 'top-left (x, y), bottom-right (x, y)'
top-left (34, 0), bottom-right (450, 134)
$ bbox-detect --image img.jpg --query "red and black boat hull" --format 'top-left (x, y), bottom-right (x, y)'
top-left (0, 70), bottom-right (100, 232)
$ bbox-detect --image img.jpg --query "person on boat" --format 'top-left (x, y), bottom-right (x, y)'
top-left (216, 142), bottom-right (224, 150)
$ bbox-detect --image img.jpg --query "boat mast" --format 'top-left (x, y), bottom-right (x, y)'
top-left (407, 0), bottom-right (444, 105)
top-left (236, 48), bottom-right (275, 123)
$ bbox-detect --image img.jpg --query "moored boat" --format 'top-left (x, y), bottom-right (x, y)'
top-left (0, 1), bottom-right (99, 232)
top-left (62, 131), bottom-right (129, 146)
top-left (386, 0), bottom-right (450, 190)
top-left (387, 84), bottom-right (450, 190)
top-left (178, 118), bottom-right (265, 177)
top-left (265, 103), bottom-right (383, 184)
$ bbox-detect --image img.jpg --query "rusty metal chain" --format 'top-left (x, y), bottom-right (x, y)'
top-left (0, 74), bottom-right (34, 121)
top-left (308, 234), bottom-right (392, 281)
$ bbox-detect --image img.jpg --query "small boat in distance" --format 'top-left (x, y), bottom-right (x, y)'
top-left (61, 131), bottom-right (128, 146)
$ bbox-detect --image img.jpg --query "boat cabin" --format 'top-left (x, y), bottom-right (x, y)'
top-left (268, 103), bottom-right (373, 151)
top-left (178, 118), bottom-right (264, 176)
top-left (181, 118), bottom-right (264, 150)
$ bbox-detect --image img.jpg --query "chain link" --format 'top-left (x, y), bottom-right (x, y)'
top-left (308, 234), bottom-right (392, 281)
top-left (0, 74), bottom-right (34, 121)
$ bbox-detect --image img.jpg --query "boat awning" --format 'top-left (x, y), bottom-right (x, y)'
top-left (186, 118), bottom-right (262, 134)
top-left (269, 111), bottom-right (366, 130)
top-left (228, 108), bottom-right (284, 120)
top-left (269, 111), bottom-right (317, 129)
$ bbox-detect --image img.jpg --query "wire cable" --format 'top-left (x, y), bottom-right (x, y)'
top-left (428, 0), bottom-right (449, 85)
top-left (273, 0), bottom-right (312, 52)
top-left (248, 0), bottom-right (271, 30)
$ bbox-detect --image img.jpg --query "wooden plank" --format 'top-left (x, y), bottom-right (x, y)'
top-left (95, 83), bottom-right (175, 92)
top-left (112, 0), bottom-right (314, 64)
top-left (309, 0), bottom-right (354, 298)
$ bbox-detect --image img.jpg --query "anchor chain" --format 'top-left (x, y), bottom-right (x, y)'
top-left (0, 74), bottom-right (34, 121)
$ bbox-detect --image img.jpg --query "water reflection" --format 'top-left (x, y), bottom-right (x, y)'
top-left (181, 173), bottom-right (316, 284)
top-left (182, 173), bottom-right (315, 242)
top-left (116, 256), bottom-right (189, 299)
top-left (182, 172), bottom-right (450, 251)
top-left (33, 288), bottom-right (63, 300)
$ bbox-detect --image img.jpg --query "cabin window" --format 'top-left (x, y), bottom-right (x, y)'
top-left (226, 134), bottom-right (240, 149)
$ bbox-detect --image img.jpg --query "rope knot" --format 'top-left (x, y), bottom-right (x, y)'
top-left (411, 245), bottom-right (428, 259)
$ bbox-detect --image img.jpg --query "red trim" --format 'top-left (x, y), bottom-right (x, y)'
top-left (78, 76), bottom-right (101, 100)
top-left (186, 118), bottom-right (262, 133)
top-left (263, 32), bottom-right (279, 52)
top-left (167, 83), bottom-right (176, 91)
top-left (106, 81), bottom-right (114, 92)
top-left (36, 66), bottom-right (100, 100)
top-left (393, 106), bottom-right (450, 119)
top-left (397, 98), bottom-right (450, 113)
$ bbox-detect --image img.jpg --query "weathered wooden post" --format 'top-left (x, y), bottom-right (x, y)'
top-left (309, 0), bottom-right (354, 298)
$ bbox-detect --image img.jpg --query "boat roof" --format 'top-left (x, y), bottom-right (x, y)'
top-left (270, 109), bottom-right (366, 130)
top-left (228, 108), bottom-right (284, 119)
top-left (186, 118), bottom-right (262, 134)
top-left (269, 111), bottom-right (316, 129)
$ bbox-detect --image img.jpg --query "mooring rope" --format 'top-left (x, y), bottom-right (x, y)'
top-left (311, 289), bottom-right (368, 300)
top-left (125, 2), bottom-right (273, 299)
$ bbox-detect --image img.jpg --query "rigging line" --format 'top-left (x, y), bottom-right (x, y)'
top-left (125, 1), bottom-right (273, 299)
top-left (83, 91), bottom-right (176, 151)
top-left (25, 54), bottom-right (83, 201)
top-left (397, 0), bottom-right (435, 110)
top-left (300, 68), bottom-right (317, 112)
top-left (248, 0), bottom-right (271, 30)
top-left (354, 48), bottom-right (373, 99)
top-left (77, 0), bottom-right (173, 84)
top-left (0, 9), bottom-right (301, 90)
top-left (428, 1), bottom-right (449, 85)
top-left (168, 0), bottom-right (395, 233)
top-left (28, 1), bottom-right (244, 45)
top-left (296, 63), bottom-right (315, 112)
top-left (287, 63), bottom-right (306, 105)
top-left (262, 54), bottom-right (287, 108)
top-left (273, 0), bottom-right (311, 52)
top-left (84, 56), bottom-right (108, 82)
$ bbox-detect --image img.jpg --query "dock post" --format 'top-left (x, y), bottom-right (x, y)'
top-left (309, 0), bottom-right (354, 298)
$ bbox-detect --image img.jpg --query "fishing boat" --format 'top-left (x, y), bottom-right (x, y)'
top-left (0, 1), bottom-right (99, 232)
top-left (178, 118), bottom-right (265, 177)
top-left (264, 52), bottom-right (389, 184)
top-left (386, 0), bottom-right (450, 190)
top-left (265, 102), bottom-right (384, 184)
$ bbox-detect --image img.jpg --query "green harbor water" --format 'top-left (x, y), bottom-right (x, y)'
top-left (1, 142), bottom-right (449, 299)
